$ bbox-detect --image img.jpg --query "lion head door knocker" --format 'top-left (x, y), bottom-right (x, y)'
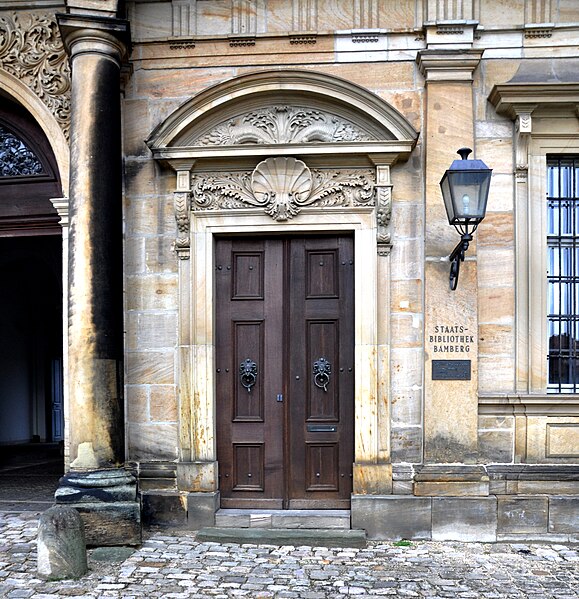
top-left (313, 357), bottom-right (331, 392)
top-left (239, 358), bottom-right (258, 393)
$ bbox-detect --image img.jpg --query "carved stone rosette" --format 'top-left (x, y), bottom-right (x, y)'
top-left (0, 13), bottom-right (71, 138)
top-left (174, 191), bottom-right (191, 259)
top-left (191, 157), bottom-right (375, 222)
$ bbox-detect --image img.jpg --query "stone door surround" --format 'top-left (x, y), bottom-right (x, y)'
top-left (147, 69), bottom-right (418, 498)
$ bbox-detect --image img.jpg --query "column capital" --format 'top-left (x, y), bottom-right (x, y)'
top-left (417, 49), bottom-right (483, 83)
top-left (50, 197), bottom-right (70, 228)
top-left (57, 13), bottom-right (130, 65)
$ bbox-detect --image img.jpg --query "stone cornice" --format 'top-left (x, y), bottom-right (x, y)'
top-left (416, 49), bottom-right (483, 82)
top-left (489, 83), bottom-right (579, 119)
top-left (479, 394), bottom-right (579, 416)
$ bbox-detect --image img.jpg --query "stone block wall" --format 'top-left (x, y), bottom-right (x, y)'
top-left (116, 0), bottom-right (579, 534)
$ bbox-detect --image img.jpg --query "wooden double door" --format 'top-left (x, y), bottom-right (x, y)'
top-left (215, 235), bottom-right (354, 509)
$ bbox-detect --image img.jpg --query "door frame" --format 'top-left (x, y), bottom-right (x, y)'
top-left (176, 206), bottom-right (389, 497)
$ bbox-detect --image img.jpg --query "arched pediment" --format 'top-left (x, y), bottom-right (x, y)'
top-left (147, 70), bottom-right (418, 164)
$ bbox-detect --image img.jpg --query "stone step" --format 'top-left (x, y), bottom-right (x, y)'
top-left (196, 527), bottom-right (367, 548)
top-left (215, 509), bottom-right (351, 529)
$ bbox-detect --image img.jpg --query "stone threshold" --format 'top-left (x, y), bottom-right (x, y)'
top-left (196, 526), bottom-right (367, 548)
top-left (215, 508), bottom-right (351, 529)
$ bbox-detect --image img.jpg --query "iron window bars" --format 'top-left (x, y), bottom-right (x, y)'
top-left (547, 155), bottom-right (579, 393)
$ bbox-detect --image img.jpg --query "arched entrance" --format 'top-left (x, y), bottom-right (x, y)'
top-left (0, 94), bottom-right (64, 508)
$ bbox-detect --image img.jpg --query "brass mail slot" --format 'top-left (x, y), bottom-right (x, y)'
top-left (307, 424), bottom-right (337, 432)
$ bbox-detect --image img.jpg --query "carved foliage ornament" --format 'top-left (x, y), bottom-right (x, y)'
top-left (192, 157), bottom-right (375, 221)
top-left (193, 106), bottom-right (374, 146)
top-left (0, 13), bottom-right (71, 138)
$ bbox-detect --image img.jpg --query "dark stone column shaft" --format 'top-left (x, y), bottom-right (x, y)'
top-left (60, 22), bottom-right (128, 469)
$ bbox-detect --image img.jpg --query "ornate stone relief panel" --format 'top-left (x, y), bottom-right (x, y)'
top-left (0, 13), bottom-right (71, 139)
top-left (192, 106), bottom-right (376, 146)
top-left (172, 157), bottom-right (382, 260)
top-left (191, 157), bottom-right (375, 221)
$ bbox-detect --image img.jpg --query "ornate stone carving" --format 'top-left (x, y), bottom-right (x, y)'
top-left (174, 191), bottom-right (191, 259)
top-left (192, 158), bottom-right (375, 221)
top-left (515, 111), bottom-right (532, 177)
top-left (252, 157), bottom-right (313, 221)
top-left (376, 186), bottom-right (392, 256)
top-left (193, 106), bottom-right (374, 146)
top-left (0, 13), bottom-right (71, 139)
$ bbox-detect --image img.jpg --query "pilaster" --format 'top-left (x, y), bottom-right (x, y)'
top-left (418, 49), bottom-right (482, 468)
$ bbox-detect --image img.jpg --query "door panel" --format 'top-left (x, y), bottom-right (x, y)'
top-left (215, 235), bottom-right (353, 509)
top-left (288, 236), bottom-right (354, 508)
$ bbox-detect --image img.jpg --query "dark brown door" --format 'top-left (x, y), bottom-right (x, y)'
top-left (215, 235), bottom-right (354, 509)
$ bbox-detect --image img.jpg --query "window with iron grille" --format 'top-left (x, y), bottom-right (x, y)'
top-left (547, 155), bottom-right (579, 393)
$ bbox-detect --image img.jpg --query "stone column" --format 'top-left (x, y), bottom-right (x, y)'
top-left (416, 50), bottom-right (490, 496)
top-left (58, 15), bottom-right (129, 470)
top-left (55, 15), bottom-right (140, 546)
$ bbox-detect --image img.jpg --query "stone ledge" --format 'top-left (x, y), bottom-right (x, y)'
top-left (351, 494), bottom-right (579, 542)
top-left (196, 527), bottom-right (367, 548)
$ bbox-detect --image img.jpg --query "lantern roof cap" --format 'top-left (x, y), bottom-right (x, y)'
top-left (446, 147), bottom-right (491, 172)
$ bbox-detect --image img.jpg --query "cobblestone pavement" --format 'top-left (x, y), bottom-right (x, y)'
top-left (1, 511), bottom-right (578, 598)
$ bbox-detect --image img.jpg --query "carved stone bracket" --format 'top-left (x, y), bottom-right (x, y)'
top-left (375, 164), bottom-right (392, 256)
top-left (192, 157), bottom-right (375, 222)
top-left (514, 109), bottom-right (534, 179)
top-left (174, 191), bottom-right (191, 259)
top-left (0, 13), bottom-right (71, 139)
top-left (376, 186), bottom-right (392, 256)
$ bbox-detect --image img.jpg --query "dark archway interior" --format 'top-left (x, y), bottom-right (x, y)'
top-left (0, 95), bottom-right (64, 508)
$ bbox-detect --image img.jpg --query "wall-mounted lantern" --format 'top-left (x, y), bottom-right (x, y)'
top-left (439, 147), bottom-right (492, 290)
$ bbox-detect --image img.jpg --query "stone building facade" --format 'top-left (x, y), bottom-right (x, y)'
top-left (1, 0), bottom-right (578, 542)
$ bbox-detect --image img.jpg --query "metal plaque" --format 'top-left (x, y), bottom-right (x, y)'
top-left (432, 359), bottom-right (471, 380)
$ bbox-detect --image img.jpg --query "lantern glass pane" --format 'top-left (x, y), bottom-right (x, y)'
top-left (440, 174), bottom-right (456, 223)
top-left (448, 170), bottom-right (491, 221)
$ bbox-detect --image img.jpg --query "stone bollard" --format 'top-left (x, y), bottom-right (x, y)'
top-left (37, 506), bottom-right (88, 580)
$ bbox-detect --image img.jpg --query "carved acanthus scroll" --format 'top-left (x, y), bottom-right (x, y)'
top-left (193, 106), bottom-right (374, 146)
top-left (0, 13), bottom-right (71, 139)
top-left (191, 157), bottom-right (375, 221)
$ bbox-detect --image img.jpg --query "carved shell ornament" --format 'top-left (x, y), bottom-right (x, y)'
top-left (251, 157), bottom-right (313, 221)
top-left (192, 158), bottom-right (375, 222)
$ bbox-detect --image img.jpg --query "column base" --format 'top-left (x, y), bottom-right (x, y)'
top-left (55, 469), bottom-right (141, 546)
